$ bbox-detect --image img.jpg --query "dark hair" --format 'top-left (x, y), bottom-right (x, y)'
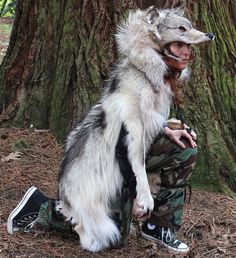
top-left (164, 70), bottom-right (183, 105)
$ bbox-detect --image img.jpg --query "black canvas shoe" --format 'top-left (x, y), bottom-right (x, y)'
top-left (7, 186), bottom-right (49, 235)
top-left (141, 223), bottom-right (189, 253)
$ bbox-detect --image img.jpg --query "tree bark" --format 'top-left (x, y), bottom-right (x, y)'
top-left (0, 0), bottom-right (235, 193)
top-left (183, 0), bottom-right (236, 193)
top-left (0, 0), bottom-right (119, 139)
top-left (0, 0), bottom-right (155, 139)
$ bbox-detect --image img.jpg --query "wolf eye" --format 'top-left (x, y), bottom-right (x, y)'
top-left (178, 26), bottom-right (186, 32)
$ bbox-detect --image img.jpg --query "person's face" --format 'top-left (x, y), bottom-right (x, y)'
top-left (165, 42), bottom-right (192, 71)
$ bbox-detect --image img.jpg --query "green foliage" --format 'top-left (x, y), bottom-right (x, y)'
top-left (0, 22), bottom-right (12, 64)
top-left (13, 138), bottom-right (31, 152)
top-left (0, 22), bottom-right (12, 35)
top-left (0, 0), bottom-right (16, 17)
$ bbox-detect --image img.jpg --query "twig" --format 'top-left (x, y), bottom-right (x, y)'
top-left (203, 248), bottom-right (218, 256)
top-left (186, 214), bottom-right (204, 236)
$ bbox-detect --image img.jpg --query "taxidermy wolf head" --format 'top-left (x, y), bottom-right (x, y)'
top-left (116, 6), bottom-right (214, 59)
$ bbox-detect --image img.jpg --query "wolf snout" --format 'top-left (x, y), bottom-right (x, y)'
top-left (205, 33), bottom-right (215, 40)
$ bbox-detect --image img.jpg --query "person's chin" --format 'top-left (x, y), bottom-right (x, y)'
top-left (178, 62), bottom-right (188, 70)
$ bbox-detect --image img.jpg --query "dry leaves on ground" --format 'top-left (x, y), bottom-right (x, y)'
top-left (0, 128), bottom-right (236, 258)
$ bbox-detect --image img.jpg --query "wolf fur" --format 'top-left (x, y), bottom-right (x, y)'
top-left (58, 7), bottom-right (214, 252)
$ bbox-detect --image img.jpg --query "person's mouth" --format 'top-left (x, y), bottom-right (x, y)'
top-left (179, 59), bottom-right (189, 63)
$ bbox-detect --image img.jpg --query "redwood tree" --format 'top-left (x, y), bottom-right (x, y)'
top-left (0, 0), bottom-right (235, 193)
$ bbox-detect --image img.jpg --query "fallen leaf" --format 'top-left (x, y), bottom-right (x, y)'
top-left (1, 152), bottom-right (23, 162)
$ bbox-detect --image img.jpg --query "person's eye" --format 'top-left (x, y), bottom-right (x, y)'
top-left (178, 26), bottom-right (186, 32)
top-left (176, 42), bottom-right (184, 48)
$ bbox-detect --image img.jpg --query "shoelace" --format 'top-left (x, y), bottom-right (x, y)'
top-left (14, 213), bottom-right (38, 227)
top-left (24, 218), bottom-right (38, 232)
top-left (161, 227), bottom-right (175, 243)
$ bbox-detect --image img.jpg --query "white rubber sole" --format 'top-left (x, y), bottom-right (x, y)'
top-left (141, 231), bottom-right (190, 253)
top-left (7, 186), bottom-right (37, 235)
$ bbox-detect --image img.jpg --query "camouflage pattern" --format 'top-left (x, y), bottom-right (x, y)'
top-left (32, 134), bottom-right (197, 245)
top-left (18, 199), bottom-right (72, 233)
top-left (32, 188), bottom-right (134, 246)
top-left (111, 134), bottom-right (197, 243)
top-left (146, 135), bottom-right (197, 229)
top-left (109, 184), bottom-right (134, 246)
top-left (34, 200), bottom-right (72, 233)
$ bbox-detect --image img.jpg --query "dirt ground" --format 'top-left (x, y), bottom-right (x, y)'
top-left (0, 127), bottom-right (236, 258)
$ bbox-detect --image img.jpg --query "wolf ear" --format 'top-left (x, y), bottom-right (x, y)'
top-left (173, 7), bottom-right (185, 16)
top-left (146, 6), bottom-right (160, 24)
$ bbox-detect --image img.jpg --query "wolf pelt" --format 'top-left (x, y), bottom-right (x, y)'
top-left (58, 7), bottom-right (213, 252)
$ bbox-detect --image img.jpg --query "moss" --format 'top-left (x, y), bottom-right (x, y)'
top-left (13, 138), bottom-right (31, 152)
top-left (183, 0), bottom-right (236, 194)
top-left (29, 87), bottom-right (49, 128)
top-left (12, 95), bottom-right (28, 127)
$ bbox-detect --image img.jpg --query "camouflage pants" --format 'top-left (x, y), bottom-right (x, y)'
top-left (145, 135), bottom-right (197, 230)
top-left (35, 134), bottom-right (197, 245)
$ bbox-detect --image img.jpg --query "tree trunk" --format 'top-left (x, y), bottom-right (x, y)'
top-left (0, 0), bottom-right (155, 139)
top-left (183, 0), bottom-right (236, 193)
top-left (0, 0), bottom-right (118, 139)
top-left (0, 0), bottom-right (235, 193)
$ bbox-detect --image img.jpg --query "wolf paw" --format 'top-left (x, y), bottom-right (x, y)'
top-left (133, 190), bottom-right (154, 220)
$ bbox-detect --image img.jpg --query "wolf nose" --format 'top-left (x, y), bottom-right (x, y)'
top-left (206, 33), bottom-right (215, 40)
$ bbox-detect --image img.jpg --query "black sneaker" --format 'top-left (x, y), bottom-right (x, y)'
top-left (141, 223), bottom-right (189, 253)
top-left (7, 186), bottom-right (49, 235)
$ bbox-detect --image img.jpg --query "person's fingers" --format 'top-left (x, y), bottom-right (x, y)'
top-left (183, 130), bottom-right (197, 148)
top-left (175, 138), bottom-right (186, 149)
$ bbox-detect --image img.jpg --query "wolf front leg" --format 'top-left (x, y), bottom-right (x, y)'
top-left (124, 119), bottom-right (154, 218)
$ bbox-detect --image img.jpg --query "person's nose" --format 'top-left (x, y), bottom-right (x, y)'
top-left (180, 45), bottom-right (191, 59)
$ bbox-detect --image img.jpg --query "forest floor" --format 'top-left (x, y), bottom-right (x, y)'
top-left (1, 128), bottom-right (236, 258)
top-left (0, 18), bottom-right (236, 258)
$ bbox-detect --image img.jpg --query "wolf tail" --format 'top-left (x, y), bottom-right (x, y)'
top-left (73, 204), bottom-right (121, 252)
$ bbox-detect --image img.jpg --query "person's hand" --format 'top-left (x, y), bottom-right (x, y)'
top-left (183, 123), bottom-right (197, 141)
top-left (163, 126), bottom-right (197, 149)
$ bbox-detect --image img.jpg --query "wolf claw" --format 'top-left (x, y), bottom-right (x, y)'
top-left (133, 190), bottom-right (154, 220)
